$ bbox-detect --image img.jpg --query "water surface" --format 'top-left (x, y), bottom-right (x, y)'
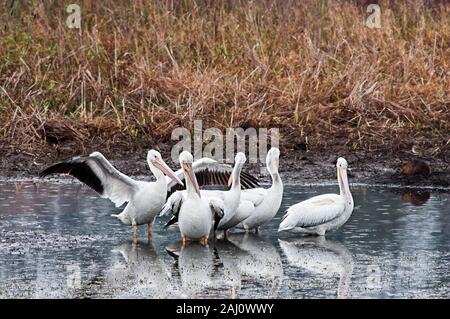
top-left (0, 182), bottom-right (449, 298)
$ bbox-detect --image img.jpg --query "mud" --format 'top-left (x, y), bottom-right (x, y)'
top-left (0, 143), bottom-right (449, 189)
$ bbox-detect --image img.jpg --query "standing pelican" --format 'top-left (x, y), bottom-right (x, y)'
top-left (39, 150), bottom-right (183, 240)
top-left (199, 153), bottom-right (247, 235)
top-left (214, 153), bottom-right (257, 236)
top-left (236, 147), bottom-right (283, 233)
top-left (278, 157), bottom-right (354, 236)
top-left (160, 152), bottom-right (259, 234)
top-left (163, 153), bottom-right (252, 237)
top-left (163, 151), bottom-right (224, 245)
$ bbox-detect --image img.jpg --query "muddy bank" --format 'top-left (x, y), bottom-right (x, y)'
top-left (1, 141), bottom-right (448, 189)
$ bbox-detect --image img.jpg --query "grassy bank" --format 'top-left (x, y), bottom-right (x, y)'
top-left (0, 0), bottom-right (449, 158)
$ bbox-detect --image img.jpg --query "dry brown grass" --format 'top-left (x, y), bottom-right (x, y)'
top-left (0, 0), bottom-right (449, 157)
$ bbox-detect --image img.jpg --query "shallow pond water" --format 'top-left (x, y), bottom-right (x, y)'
top-left (0, 181), bottom-right (449, 299)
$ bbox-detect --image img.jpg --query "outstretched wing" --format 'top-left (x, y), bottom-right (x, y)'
top-left (167, 157), bottom-right (259, 195)
top-left (279, 194), bottom-right (345, 231)
top-left (40, 151), bottom-right (138, 207)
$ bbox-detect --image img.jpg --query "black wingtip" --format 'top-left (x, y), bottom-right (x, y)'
top-left (38, 170), bottom-right (47, 179)
top-left (213, 210), bottom-right (223, 232)
top-left (165, 248), bottom-right (180, 259)
top-left (240, 171), bottom-right (260, 189)
top-left (39, 162), bottom-right (67, 179)
top-left (38, 158), bottom-right (104, 195)
top-left (164, 216), bottom-right (178, 229)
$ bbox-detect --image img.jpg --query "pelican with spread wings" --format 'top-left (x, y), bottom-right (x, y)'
top-left (39, 150), bottom-right (183, 240)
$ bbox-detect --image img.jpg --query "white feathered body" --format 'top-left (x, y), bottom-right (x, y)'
top-left (219, 200), bottom-right (254, 230)
top-left (163, 189), bottom-right (244, 232)
top-left (193, 189), bottom-right (243, 231)
top-left (178, 195), bottom-right (213, 240)
top-left (238, 180), bottom-right (283, 230)
top-left (114, 180), bottom-right (167, 226)
top-left (278, 193), bottom-right (353, 235)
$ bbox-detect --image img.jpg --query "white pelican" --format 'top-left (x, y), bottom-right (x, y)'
top-left (160, 152), bottom-right (259, 233)
top-left (163, 151), bottom-right (225, 245)
top-left (278, 237), bottom-right (353, 298)
top-left (162, 152), bottom-right (254, 237)
top-left (278, 157), bottom-right (354, 236)
top-left (39, 150), bottom-right (183, 240)
top-left (236, 147), bottom-right (283, 233)
top-left (198, 153), bottom-right (247, 233)
top-left (214, 153), bottom-right (257, 236)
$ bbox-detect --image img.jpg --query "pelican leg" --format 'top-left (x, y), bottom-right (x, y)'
top-left (181, 236), bottom-right (187, 246)
top-left (223, 230), bottom-right (227, 239)
top-left (201, 236), bottom-right (209, 246)
top-left (133, 225), bottom-right (138, 241)
top-left (147, 223), bottom-right (153, 241)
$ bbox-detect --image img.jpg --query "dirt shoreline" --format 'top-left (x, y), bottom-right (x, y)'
top-left (1, 142), bottom-right (448, 190)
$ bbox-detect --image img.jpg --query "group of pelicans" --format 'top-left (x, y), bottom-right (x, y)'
top-left (40, 148), bottom-right (354, 244)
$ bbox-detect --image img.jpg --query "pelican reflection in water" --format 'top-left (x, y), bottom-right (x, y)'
top-left (214, 239), bottom-right (251, 298)
top-left (166, 242), bottom-right (216, 298)
top-left (226, 233), bottom-right (283, 298)
top-left (279, 237), bottom-right (353, 299)
top-left (105, 241), bottom-right (176, 298)
top-left (164, 234), bottom-right (283, 298)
